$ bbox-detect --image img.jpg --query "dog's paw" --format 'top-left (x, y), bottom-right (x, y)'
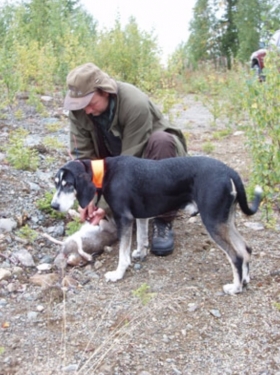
top-left (132, 246), bottom-right (148, 260)
top-left (242, 275), bottom-right (250, 285)
top-left (132, 249), bottom-right (147, 260)
top-left (223, 283), bottom-right (242, 295)
top-left (105, 270), bottom-right (123, 282)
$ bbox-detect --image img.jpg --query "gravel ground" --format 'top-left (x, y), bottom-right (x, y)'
top-left (0, 94), bottom-right (280, 375)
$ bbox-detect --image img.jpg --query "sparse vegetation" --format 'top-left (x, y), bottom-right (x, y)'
top-left (65, 217), bottom-right (82, 236)
top-left (132, 283), bottom-right (156, 305)
top-left (16, 224), bottom-right (38, 242)
top-left (37, 191), bottom-right (65, 219)
top-left (43, 136), bottom-right (64, 150)
top-left (202, 141), bottom-right (215, 154)
top-left (5, 128), bottom-right (39, 171)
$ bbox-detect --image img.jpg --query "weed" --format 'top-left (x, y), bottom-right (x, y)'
top-left (241, 51), bottom-right (280, 221)
top-left (5, 128), bottom-right (39, 171)
top-left (37, 191), bottom-right (65, 219)
top-left (46, 122), bottom-right (63, 132)
top-left (65, 217), bottom-right (82, 236)
top-left (202, 141), bottom-right (215, 154)
top-left (43, 136), bottom-right (64, 150)
top-left (16, 225), bottom-right (38, 243)
top-left (132, 283), bottom-right (156, 305)
top-left (45, 156), bottom-right (56, 165)
top-left (273, 302), bottom-right (280, 311)
top-left (212, 129), bottom-right (232, 140)
top-left (14, 109), bottom-right (24, 120)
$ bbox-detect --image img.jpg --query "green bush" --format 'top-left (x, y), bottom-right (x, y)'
top-left (242, 51), bottom-right (280, 220)
top-left (6, 128), bottom-right (39, 171)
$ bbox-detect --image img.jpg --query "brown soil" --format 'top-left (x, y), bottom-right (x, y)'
top-left (0, 94), bottom-right (280, 375)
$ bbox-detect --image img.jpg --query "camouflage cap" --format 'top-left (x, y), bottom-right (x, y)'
top-left (64, 63), bottom-right (118, 111)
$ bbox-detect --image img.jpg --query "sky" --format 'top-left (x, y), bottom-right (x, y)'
top-left (80, 0), bottom-right (196, 62)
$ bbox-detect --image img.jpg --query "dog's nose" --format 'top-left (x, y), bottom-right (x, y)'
top-left (51, 202), bottom-right (60, 211)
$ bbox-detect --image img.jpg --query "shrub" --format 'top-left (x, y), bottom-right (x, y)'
top-left (6, 128), bottom-right (39, 171)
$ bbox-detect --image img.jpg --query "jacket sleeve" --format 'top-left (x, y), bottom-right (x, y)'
top-left (69, 111), bottom-right (98, 160)
top-left (119, 93), bottom-right (154, 156)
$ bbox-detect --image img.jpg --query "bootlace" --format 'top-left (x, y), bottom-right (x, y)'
top-left (153, 220), bottom-right (172, 239)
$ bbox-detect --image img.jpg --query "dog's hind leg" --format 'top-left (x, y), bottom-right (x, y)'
top-left (203, 209), bottom-right (251, 295)
top-left (105, 218), bottom-right (133, 282)
top-left (132, 218), bottom-right (149, 260)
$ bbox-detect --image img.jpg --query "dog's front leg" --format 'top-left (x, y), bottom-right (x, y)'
top-left (132, 218), bottom-right (149, 260)
top-left (105, 222), bottom-right (133, 282)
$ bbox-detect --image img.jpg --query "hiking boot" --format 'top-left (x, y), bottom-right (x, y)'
top-left (151, 218), bottom-right (174, 256)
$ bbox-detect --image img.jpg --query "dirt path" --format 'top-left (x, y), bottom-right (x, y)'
top-left (0, 95), bottom-right (280, 375)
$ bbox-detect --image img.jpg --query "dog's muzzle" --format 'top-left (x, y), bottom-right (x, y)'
top-left (51, 201), bottom-right (60, 211)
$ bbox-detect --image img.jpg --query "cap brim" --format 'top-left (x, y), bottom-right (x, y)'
top-left (64, 91), bottom-right (95, 111)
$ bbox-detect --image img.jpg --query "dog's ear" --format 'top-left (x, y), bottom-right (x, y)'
top-left (75, 172), bottom-right (96, 208)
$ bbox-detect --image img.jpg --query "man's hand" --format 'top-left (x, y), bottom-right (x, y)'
top-left (79, 202), bottom-right (105, 225)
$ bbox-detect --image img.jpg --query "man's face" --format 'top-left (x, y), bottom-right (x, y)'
top-left (84, 91), bottom-right (109, 116)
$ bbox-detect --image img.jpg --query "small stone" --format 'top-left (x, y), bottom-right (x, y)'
top-left (0, 298), bottom-right (7, 306)
top-left (12, 266), bottom-right (23, 275)
top-left (0, 218), bottom-right (17, 233)
top-left (94, 260), bottom-right (103, 270)
top-left (188, 303), bottom-right (198, 312)
top-left (41, 95), bottom-right (53, 102)
top-left (13, 249), bottom-right (35, 267)
top-left (163, 334), bottom-right (169, 343)
top-left (233, 130), bottom-right (244, 136)
top-left (134, 263), bottom-right (142, 270)
top-left (6, 283), bottom-right (17, 293)
top-left (30, 273), bottom-right (60, 288)
top-left (62, 364), bottom-right (79, 372)
top-left (39, 255), bottom-right (53, 264)
top-left (210, 309), bottom-right (221, 318)
top-left (37, 263), bottom-right (52, 271)
top-left (28, 182), bottom-right (40, 191)
top-left (104, 246), bottom-right (113, 253)
top-left (244, 221), bottom-right (264, 231)
top-left (27, 311), bottom-right (38, 320)
top-left (0, 269), bottom-right (12, 281)
top-left (36, 305), bottom-right (44, 312)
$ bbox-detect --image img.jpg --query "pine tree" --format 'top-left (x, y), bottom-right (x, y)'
top-left (186, 0), bottom-right (214, 68)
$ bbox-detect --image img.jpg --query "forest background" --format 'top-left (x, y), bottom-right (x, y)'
top-left (1, 0), bottom-right (280, 222)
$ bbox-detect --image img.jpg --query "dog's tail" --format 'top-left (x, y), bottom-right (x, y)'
top-left (232, 174), bottom-right (262, 216)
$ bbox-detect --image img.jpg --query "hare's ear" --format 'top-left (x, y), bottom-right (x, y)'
top-left (75, 173), bottom-right (96, 208)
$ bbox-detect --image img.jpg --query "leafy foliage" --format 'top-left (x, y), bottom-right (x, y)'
top-left (132, 283), bottom-right (156, 305)
top-left (65, 218), bottom-right (82, 236)
top-left (37, 191), bottom-right (65, 219)
top-left (5, 128), bottom-right (39, 171)
top-left (241, 52), bottom-right (280, 219)
top-left (186, 0), bottom-right (280, 69)
top-left (16, 225), bottom-right (38, 243)
top-left (93, 17), bottom-right (162, 93)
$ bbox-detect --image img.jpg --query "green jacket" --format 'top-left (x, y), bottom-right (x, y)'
top-left (69, 81), bottom-right (187, 159)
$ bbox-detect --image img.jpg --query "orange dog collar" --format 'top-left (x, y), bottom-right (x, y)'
top-left (91, 160), bottom-right (104, 188)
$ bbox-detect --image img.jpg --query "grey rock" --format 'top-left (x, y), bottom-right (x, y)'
top-left (0, 218), bottom-right (17, 233)
top-left (13, 249), bottom-right (35, 267)
top-left (62, 364), bottom-right (79, 372)
top-left (210, 309), bottom-right (221, 318)
top-left (27, 311), bottom-right (38, 320)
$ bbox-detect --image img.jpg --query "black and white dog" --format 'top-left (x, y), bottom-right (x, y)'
top-left (51, 155), bottom-right (262, 295)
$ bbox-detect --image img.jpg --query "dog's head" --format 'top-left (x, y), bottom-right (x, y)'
top-left (51, 160), bottom-right (96, 212)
